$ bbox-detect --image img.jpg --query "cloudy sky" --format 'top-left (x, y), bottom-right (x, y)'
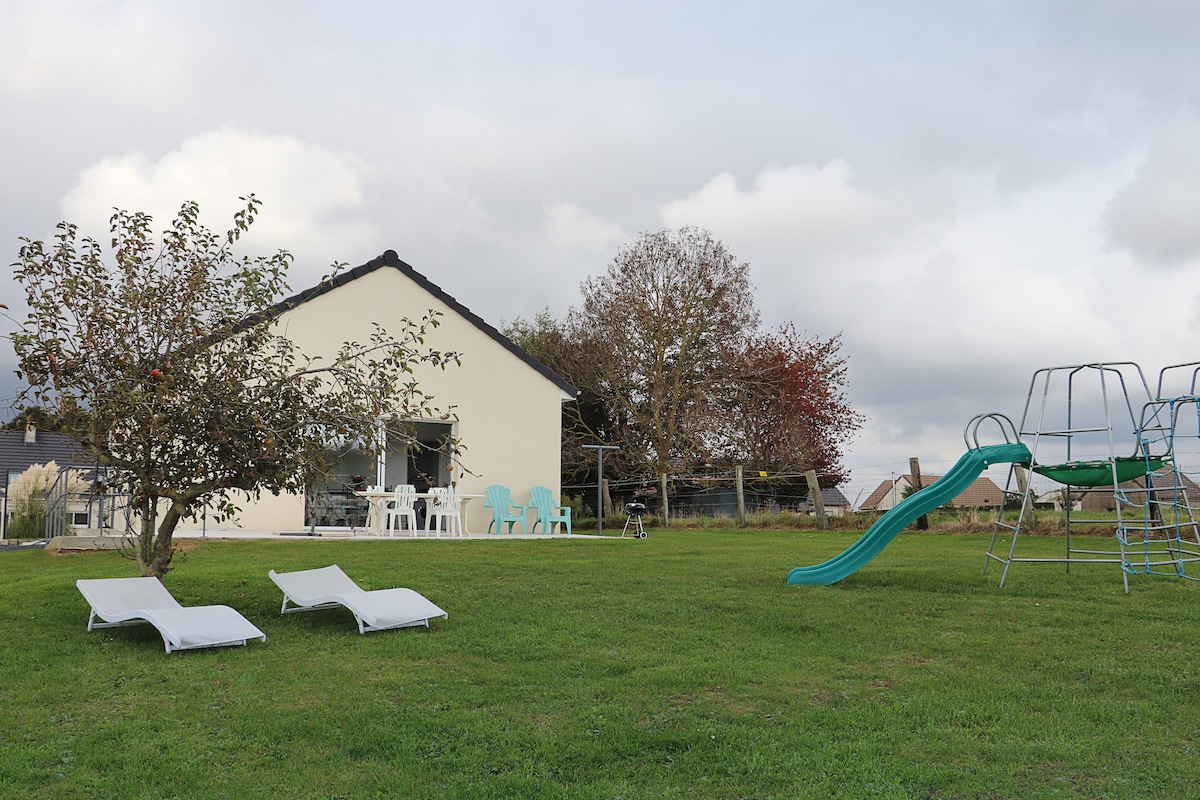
top-left (4, 1), bottom-right (1200, 503)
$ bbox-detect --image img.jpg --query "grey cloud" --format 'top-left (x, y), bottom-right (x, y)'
top-left (8, 0), bottom-right (1200, 484)
top-left (1103, 115), bottom-right (1200, 268)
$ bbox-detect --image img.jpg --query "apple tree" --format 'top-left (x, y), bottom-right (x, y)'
top-left (9, 197), bottom-right (458, 577)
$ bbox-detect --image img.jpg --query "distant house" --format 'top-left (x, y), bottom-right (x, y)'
top-left (0, 426), bottom-right (96, 536)
top-left (1036, 488), bottom-right (1080, 512)
top-left (1076, 470), bottom-right (1200, 513)
top-left (0, 426), bottom-right (89, 494)
top-left (860, 473), bottom-right (1005, 512)
top-left (798, 486), bottom-right (852, 517)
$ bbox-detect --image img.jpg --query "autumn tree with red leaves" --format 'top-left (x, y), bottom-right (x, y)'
top-left (718, 324), bottom-right (863, 482)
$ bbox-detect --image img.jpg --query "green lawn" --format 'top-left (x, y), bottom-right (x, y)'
top-left (2, 530), bottom-right (1198, 799)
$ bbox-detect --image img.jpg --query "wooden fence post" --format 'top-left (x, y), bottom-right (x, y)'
top-left (805, 470), bottom-right (828, 530)
top-left (660, 473), bottom-right (670, 528)
top-left (1012, 465), bottom-right (1032, 519)
top-left (909, 457), bottom-right (929, 530)
top-left (735, 465), bottom-right (746, 526)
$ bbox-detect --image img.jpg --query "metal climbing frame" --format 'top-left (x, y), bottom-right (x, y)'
top-left (1121, 363), bottom-right (1200, 582)
top-left (983, 363), bottom-right (1162, 593)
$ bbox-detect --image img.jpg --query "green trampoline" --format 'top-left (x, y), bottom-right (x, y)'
top-left (1032, 457), bottom-right (1167, 487)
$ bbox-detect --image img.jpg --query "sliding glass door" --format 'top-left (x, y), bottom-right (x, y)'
top-left (304, 420), bottom-right (455, 528)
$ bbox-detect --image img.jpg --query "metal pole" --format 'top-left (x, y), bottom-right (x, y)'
top-left (582, 444), bottom-right (619, 535)
top-left (376, 419), bottom-right (387, 489)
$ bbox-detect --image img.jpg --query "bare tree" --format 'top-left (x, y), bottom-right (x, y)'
top-left (573, 227), bottom-right (759, 475)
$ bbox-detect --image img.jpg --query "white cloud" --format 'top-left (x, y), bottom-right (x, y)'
top-left (386, 195), bottom-right (627, 327)
top-left (648, 156), bottom-right (1200, 487)
top-left (658, 162), bottom-right (925, 262)
top-left (8, 0), bottom-right (1200, 491)
top-left (539, 200), bottom-right (627, 269)
top-left (59, 128), bottom-right (380, 282)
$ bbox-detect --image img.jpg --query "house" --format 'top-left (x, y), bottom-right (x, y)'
top-left (177, 250), bottom-right (577, 534)
top-left (1036, 488), bottom-right (1080, 512)
top-left (860, 473), bottom-right (1005, 512)
top-left (798, 486), bottom-right (852, 517)
top-left (0, 427), bottom-right (88, 493)
top-left (1076, 470), bottom-right (1200, 513)
top-left (0, 426), bottom-right (96, 536)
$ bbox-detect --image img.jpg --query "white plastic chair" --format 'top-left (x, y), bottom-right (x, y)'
top-left (384, 484), bottom-right (418, 536)
top-left (428, 487), bottom-right (463, 536)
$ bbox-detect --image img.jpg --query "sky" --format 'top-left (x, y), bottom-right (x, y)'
top-left (4, 0), bottom-right (1200, 505)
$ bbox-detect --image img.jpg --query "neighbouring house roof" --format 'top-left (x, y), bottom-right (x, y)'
top-left (254, 250), bottom-right (578, 399)
top-left (861, 473), bottom-right (1006, 510)
top-left (0, 428), bottom-right (91, 491)
top-left (799, 486), bottom-right (852, 510)
top-left (861, 479), bottom-right (903, 510)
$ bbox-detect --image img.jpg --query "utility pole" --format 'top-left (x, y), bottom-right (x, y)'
top-left (582, 444), bottom-right (619, 536)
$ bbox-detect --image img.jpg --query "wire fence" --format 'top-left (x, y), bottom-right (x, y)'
top-left (562, 458), bottom-right (1069, 520)
top-left (563, 466), bottom-right (846, 521)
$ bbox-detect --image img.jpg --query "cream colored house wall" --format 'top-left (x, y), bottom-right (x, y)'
top-left (874, 478), bottom-right (911, 511)
top-left (178, 264), bottom-right (568, 533)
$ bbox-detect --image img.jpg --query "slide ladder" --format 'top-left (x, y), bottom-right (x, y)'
top-left (788, 440), bottom-right (1031, 585)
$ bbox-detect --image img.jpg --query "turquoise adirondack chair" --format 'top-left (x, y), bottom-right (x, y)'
top-left (528, 486), bottom-right (571, 535)
top-left (484, 485), bottom-right (527, 534)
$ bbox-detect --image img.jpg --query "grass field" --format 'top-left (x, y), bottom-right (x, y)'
top-left (2, 529), bottom-right (1199, 799)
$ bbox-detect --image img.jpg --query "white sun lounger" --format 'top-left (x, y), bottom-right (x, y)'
top-left (76, 577), bottom-right (266, 654)
top-left (267, 564), bottom-right (447, 634)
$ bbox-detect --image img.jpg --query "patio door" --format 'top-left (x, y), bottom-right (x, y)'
top-left (304, 420), bottom-right (455, 528)
top-left (381, 420), bottom-right (456, 492)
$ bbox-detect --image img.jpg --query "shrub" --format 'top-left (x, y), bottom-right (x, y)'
top-left (4, 461), bottom-right (88, 541)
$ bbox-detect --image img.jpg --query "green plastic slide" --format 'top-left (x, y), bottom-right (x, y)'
top-left (787, 442), bottom-right (1032, 585)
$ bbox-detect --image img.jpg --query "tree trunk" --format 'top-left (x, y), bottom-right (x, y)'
top-left (136, 496), bottom-right (158, 574)
top-left (139, 500), bottom-right (183, 578)
top-left (660, 473), bottom-right (670, 527)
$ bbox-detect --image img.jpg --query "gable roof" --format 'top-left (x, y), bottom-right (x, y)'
top-left (0, 429), bottom-right (92, 491)
top-left (861, 478), bottom-right (904, 510)
top-left (799, 486), bottom-right (852, 509)
top-left (260, 250), bottom-right (578, 398)
top-left (861, 473), bottom-right (1005, 509)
